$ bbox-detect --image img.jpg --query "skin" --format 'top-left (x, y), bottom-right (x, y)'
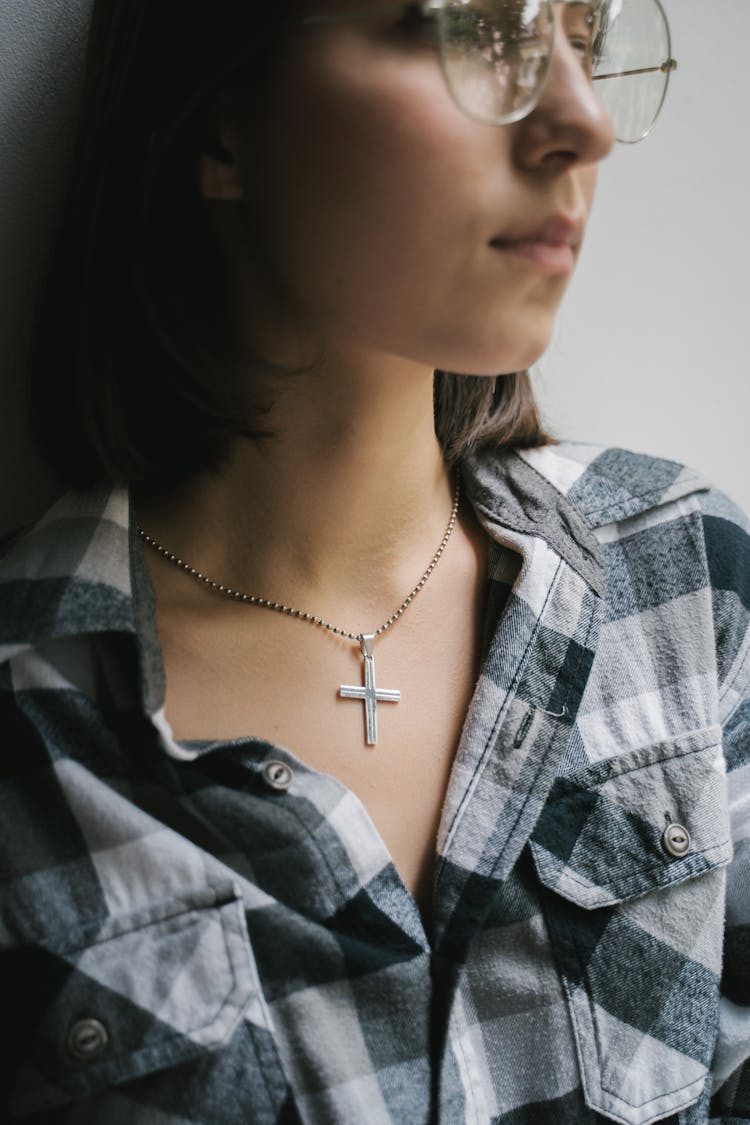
top-left (138, 1), bottom-right (614, 923)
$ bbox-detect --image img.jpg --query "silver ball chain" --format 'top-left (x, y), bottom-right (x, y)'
top-left (138, 467), bottom-right (461, 643)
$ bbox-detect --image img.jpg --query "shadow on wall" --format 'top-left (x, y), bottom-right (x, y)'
top-left (0, 0), bottom-right (92, 536)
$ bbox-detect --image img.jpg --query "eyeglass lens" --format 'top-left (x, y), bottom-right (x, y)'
top-left (437, 0), bottom-right (674, 143)
top-left (592, 0), bottom-right (673, 143)
top-left (438, 1), bottom-right (554, 126)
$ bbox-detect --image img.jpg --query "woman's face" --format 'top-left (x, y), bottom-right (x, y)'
top-left (212, 0), bottom-right (615, 377)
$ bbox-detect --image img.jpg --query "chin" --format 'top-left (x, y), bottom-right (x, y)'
top-left (496, 316), bottom-right (556, 372)
top-left (447, 331), bottom-right (554, 378)
top-left (451, 302), bottom-right (558, 374)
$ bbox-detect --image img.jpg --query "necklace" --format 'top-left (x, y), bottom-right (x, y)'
top-left (138, 469), bottom-right (461, 746)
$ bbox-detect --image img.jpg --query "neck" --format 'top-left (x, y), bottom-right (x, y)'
top-left (137, 352), bottom-right (456, 618)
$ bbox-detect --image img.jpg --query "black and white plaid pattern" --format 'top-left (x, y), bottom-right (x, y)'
top-left (1, 443), bottom-right (748, 1123)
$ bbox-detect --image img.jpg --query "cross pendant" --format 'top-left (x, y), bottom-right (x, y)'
top-left (339, 634), bottom-right (401, 746)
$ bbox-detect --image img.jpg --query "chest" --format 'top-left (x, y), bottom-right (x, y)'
top-left (154, 588), bottom-right (486, 919)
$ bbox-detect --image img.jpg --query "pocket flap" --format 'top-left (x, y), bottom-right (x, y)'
top-left (529, 726), bottom-right (732, 909)
top-left (10, 883), bottom-right (258, 1117)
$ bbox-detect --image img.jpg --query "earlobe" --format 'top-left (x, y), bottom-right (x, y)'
top-left (199, 133), bottom-right (244, 201)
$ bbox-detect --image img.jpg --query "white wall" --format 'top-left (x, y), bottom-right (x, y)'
top-left (1, 0), bottom-right (747, 533)
top-left (537, 0), bottom-right (750, 512)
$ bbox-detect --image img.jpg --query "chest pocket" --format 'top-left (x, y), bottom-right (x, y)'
top-left (8, 884), bottom-right (281, 1120)
top-left (529, 726), bottom-right (731, 1125)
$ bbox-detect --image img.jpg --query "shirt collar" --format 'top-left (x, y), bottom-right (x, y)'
top-left (0, 442), bottom-right (707, 654)
top-left (461, 445), bottom-right (605, 597)
top-left (0, 442), bottom-right (705, 754)
top-left (0, 484), bottom-right (136, 659)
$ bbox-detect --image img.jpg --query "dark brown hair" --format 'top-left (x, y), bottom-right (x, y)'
top-left (28, 0), bottom-right (551, 491)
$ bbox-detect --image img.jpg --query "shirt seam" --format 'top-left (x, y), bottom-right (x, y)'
top-left (576, 476), bottom-right (709, 524)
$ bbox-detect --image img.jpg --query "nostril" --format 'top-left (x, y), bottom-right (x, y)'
top-left (541, 152), bottom-right (577, 172)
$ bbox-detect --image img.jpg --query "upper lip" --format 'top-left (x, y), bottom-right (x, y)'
top-left (490, 214), bottom-right (585, 248)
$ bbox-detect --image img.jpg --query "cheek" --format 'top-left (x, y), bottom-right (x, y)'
top-left (233, 34), bottom-right (588, 376)
top-left (244, 40), bottom-right (491, 321)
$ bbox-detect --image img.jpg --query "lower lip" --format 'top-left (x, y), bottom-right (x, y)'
top-left (490, 240), bottom-right (576, 275)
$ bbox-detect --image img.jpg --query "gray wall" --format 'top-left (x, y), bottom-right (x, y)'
top-left (538, 0), bottom-right (750, 512)
top-left (0, 0), bottom-right (91, 532)
top-left (1, 0), bottom-right (747, 533)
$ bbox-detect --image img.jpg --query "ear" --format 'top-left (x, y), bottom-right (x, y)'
top-left (199, 122), bottom-right (244, 201)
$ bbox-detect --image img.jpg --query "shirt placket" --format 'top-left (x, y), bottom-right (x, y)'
top-left (429, 527), bottom-right (603, 1123)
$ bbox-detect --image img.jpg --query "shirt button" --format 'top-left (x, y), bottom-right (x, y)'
top-left (662, 822), bottom-right (691, 858)
top-left (67, 1018), bottom-right (109, 1061)
top-left (262, 760), bottom-right (293, 792)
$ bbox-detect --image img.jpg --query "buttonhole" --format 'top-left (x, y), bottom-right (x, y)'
top-left (514, 711), bottom-right (534, 748)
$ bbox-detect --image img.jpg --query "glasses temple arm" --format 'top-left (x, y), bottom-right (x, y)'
top-left (593, 58), bottom-right (677, 81)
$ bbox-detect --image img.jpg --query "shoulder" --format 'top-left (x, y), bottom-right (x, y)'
top-left (466, 438), bottom-right (749, 602)
top-left (523, 441), bottom-right (750, 725)
top-left (521, 440), bottom-right (750, 564)
top-left (521, 441), bottom-right (750, 602)
top-left (499, 437), bottom-right (749, 592)
top-left (0, 483), bottom-right (135, 657)
top-left (0, 483), bottom-right (148, 819)
top-left (518, 441), bottom-right (715, 526)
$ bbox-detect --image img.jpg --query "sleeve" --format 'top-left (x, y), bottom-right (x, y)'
top-left (703, 489), bottom-right (750, 1118)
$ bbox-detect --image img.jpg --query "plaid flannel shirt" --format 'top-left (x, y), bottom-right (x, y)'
top-left (1, 442), bottom-right (748, 1124)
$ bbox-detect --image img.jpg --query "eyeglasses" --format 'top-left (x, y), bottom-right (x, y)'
top-left (302, 0), bottom-right (677, 144)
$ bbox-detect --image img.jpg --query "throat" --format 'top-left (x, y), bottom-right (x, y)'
top-left (136, 398), bottom-right (452, 610)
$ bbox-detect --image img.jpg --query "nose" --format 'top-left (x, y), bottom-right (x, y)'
top-left (513, 8), bottom-right (615, 173)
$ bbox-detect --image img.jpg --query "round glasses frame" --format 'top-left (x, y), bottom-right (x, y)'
top-left (301, 0), bottom-right (678, 144)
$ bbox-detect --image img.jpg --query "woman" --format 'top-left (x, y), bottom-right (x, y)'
top-left (1, 0), bottom-right (748, 1121)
